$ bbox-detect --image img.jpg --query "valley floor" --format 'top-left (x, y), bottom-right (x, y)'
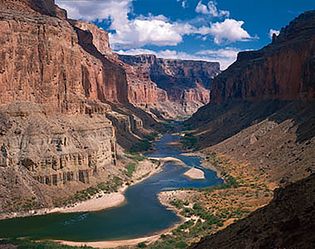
top-left (51, 150), bottom-right (275, 249)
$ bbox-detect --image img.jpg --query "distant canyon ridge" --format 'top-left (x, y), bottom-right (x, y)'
top-left (0, 0), bottom-right (219, 212)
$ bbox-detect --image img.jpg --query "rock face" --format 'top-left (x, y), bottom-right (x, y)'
top-left (190, 174), bottom-right (315, 249)
top-left (210, 11), bottom-right (315, 104)
top-left (0, 0), bottom-right (129, 113)
top-left (119, 54), bottom-right (220, 117)
top-left (188, 11), bottom-right (315, 146)
top-left (186, 11), bottom-right (315, 249)
top-left (0, 0), bottom-right (143, 212)
top-left (0, 102), bottom-right (117, 186)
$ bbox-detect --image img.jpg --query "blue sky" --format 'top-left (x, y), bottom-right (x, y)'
top-left (56, 0), bottom-right (315, 69)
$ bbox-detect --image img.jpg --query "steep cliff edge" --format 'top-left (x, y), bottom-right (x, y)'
top-left (210, 10), bottom-right (315, 104)
top-left (181, 11), bottom-right (315, 249)
top-left (186, 11), bottom-right (315, 185)
top-left (0, 0), bottom-right (155, 213)
top-left (119, 54), bottom-right (220, 118)
top-left (190, 174), bottom-right (315, 249)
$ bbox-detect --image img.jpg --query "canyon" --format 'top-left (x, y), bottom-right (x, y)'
top-left (187, 10), bottom-right (315, 184)
top-left (119, 54), bottom-right (220, 118)
top-left (0, 1), bottom-right (314, 249)
top-left (183, 10), bottom-right (315, 249)
top-left (0, 0), bottom-right (218, 214)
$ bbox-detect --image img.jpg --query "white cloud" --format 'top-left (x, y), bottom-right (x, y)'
top-left (269, 29), bottom-right (280, 39)
top-left (56, 0), bottom-right (251, 49)
top-left (196, 48), bottom-right (240, 69)
top-left (195, 1), bottom-right (230, 17)
top-left (109, 15), bottom-right (200, 48)
top-left (208, 19), bottom-right (251, 44)
top-left (56, 0), bottom-right (194, 48)
top-left (117, 47), bottom-right (241, 70)
top-left (56, 0), bottom-right (131, 22)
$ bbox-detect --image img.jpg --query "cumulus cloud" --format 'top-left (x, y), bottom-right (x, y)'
top-left (207, 19), bottom-right (251, 44)
top-left (56, 0), bottom-right (251, 48)
top-left (195, 1), bottom-right (230, 17)
top-left (269, 29), bottom-right (280, 39)
top-left (56, 0), bottom-right (194, 48)
top-left (196, 48), bottom-right (240, 69)
top-left (117, 47), bottom-right (240, 70)
top-left (109, 15), bottom-right (203, 48)
top-left (56, 0), bottom-right (131, 22)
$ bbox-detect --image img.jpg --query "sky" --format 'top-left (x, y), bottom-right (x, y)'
top-left (55, 0), bottom-right (315, 70)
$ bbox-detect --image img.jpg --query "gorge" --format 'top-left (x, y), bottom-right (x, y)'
top-left (0, 1), bottom-right (314, 249)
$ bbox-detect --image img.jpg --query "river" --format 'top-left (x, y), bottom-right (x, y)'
top-left (0, 134), bottom-right (223, 241)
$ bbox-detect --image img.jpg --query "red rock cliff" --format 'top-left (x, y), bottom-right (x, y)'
top-left (210, 11), bottom-right (315, 104)
top-left (0, 0), bottom-right (136, 212)
top-left (0, 0), bottom-right (128, 114)
top-left (119, 54), bottom-right (220, 116)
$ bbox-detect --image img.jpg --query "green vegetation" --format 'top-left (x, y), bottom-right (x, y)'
top-left (144, 133), bottom-right (159, 141)
top-left (146, 153), bottom-right (247, 249)
top-left (126, 152), bottom-right (146, 161)
top-left (125, 162), bottom-right (137, 177)
top-left (59, 177), bottom-right (123, 207)
top-left (0, 239), bottom-right (93, 249)
top-left (130, 139), bottom-right (152, 153)
top-left (129, 133), bottom-right (159, 153)
top-left (180, 133), bottom-right (198, 150)
top-left (7, 196), bottom-right (41, 212)
top-left (137, 242), bottom-right (148, 248)
top-left (160, 121), bottom-right (176, 133)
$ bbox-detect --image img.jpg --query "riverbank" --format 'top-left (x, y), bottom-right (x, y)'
top-left (147, 151), bottom-right (275, 248)
top-left (55, 219), bottom-right (184, 249)
top-left (0, 158), bottom-right (161, 221)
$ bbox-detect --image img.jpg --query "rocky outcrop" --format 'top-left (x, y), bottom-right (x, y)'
top-left (185, 12), bottom-right (315, 248)
top-left (0, 0), bottom-right (128, 113)
top-left (210, 11), bottom-right (315, 104)
top-left (119, 54), bottom-right (220, 117)
top-left (188, 11), bottom-right (315, 145)
top-left (0, 0), bottom-right (67, 19)
top-left (0, 0), bottom-right (149, 212)
top-left (70, 20), bottom-right (112, 56)
top-left (190, 174), bottom-right (315, 249)
top-left (0, 102), bottom-right (117, 186)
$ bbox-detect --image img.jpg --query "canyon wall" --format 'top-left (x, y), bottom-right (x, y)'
top-left (0, 0), bottom-right (128, 113)
top-left (210, 11), bottom-right (315, 104)
top-left (186, 11), bottom-right (315, 182)
top-left (119, 54), bottom-right (220, 117)
top-left (187, 11), bottom-right (315, 248)
top-left (0, 0), bottom-right (136, 211)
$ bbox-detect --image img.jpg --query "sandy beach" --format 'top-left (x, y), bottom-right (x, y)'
top-left (148, 156), bottom-right (186, 166)
top-left (55, 234), bottom-right (161, 248)
top-left (184, 167), bottom-right (205, 180)
top-left (50, 189), bottom-right (127, 214)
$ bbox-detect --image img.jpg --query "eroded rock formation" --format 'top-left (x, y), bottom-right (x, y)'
top-left (210, 11), bottom-right (315, 104)
top-left (186, 11), bottom-right (315, 248)
top-left (119, 54), bottom-right (220, 117)
top-left (0, 0), bottom-right (140, 212)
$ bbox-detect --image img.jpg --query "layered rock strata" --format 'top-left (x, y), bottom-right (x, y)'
top-left (209, 11), bottom-right (315, 104)
top-left (0, 0), bottom-right (138, 212)
top-left (119, 54), bottom-right (220, 117)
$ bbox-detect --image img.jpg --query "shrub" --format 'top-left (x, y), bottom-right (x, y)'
top-left (180, 134), bottom-right (198, 150)
top-left (125, 163), bottom-right (136, 177)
